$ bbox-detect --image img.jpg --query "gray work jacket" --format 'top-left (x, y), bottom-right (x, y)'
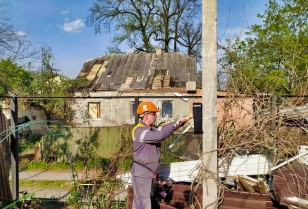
top-left (131, 121), bottom-right (176, 178)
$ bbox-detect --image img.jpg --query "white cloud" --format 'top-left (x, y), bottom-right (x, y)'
top-left (61, 10), bottom-right (70, 15)
top-left (16, 31), bottom-right (27, 37)
top-left (60, 19), bottom-right (85, 33)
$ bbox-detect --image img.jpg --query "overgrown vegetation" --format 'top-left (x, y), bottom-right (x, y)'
top-left (1, 0), bottom-right (308, 208)
top-left (20, 180), bottom-right (69, 190)
top-left (220, 0), bottom-right (308, 95)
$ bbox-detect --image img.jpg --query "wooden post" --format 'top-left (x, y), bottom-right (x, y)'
top-left (271, 95), bottom-right (277, 130)
top-left (202, 0), bottom-right (218, 208)
top-left (134, 97), bottom-right (140, 125)
top-left (0, 109), bottom-right (12, 204)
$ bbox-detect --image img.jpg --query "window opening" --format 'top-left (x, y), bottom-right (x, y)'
top-left (161, 100), bottom-right (173, 118)
top-left (88, 102), bottom-right (101, 119)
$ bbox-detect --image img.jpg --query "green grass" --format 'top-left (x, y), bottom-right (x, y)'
top-left (19, 134), bottom-right (42, 153)
top-left (20, 158), bottom-right (111, 171)
top-left (21, 161), bottom-right (72, 171)
top-left (20, 180), bottom-right (70, 189)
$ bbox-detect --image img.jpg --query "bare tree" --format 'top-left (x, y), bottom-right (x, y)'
top-left (87, 0), bottom-right (201, 54)
top-left (177, 21), bottom-right (201, 56)
top-left (0, 4), bottom-right (37, 62)
top-left (154, 0), bottom-right (200, 52)
top-left (87, 0), bottom-right (157, 52)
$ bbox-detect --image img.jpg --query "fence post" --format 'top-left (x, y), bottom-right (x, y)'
top-left (134, 97), bottom-right (139, 125)
top-left (0, 109), bottom-right (13, 204)
top-left (10, 97), bottom-right (19, 200)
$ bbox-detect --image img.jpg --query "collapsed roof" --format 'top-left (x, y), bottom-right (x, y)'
top-left (75, 51), bottom-right (197, 91)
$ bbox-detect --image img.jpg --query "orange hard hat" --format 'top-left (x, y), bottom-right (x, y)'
top-left (137, 101), bottom-right (159, 115)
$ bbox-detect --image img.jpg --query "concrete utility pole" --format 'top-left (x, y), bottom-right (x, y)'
top-left (202, 0), bottom-right (218, 208)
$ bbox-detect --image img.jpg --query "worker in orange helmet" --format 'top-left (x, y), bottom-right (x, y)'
top-left (131, 101), bottom-right (192, 209)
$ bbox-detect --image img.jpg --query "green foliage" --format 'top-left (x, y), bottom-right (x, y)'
top-left (16, 124), bottom-right (182, 208)
top-left (122, 157), bottom-right (133, 172)
top-left (29, 46), bottom-right (61, 96)
top-left (72, 160), bottom-right (85, 170)
top-left (27, 45), bottom-right (83, 122)
top-left (66, 179), bottom-right (126, 209)
top-left (0, 44), bottom-right (84, 122)
top-left (66, 183), bottom-right (83, 207)
top-left (24, 161), bottom-right (71, 171)
top-left (19, 138), bottom-right (38, 154)
top-left (223, 0), bottom-right (308, 95)
top-left (161, 135), bottom-right (182, 164)
top-left (25, 161), bottom-right (49, 171)
top-left (0, 58), bottom-right (33, 95)
top-left (20, 180), bottom-right (69, 188)
top-left (85, 157), bottom-right (111, 170)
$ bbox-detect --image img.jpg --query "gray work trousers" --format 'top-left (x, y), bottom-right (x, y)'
top-left (132, 176), bottom-right (153, 209)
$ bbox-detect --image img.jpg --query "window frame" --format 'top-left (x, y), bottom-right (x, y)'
top-left (88, 102), bottom-right (101, 119)
top-left (160, 100), bottom-right (173, 119)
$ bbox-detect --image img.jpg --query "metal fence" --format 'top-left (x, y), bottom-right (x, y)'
top-left (0, 94), bottom-right (201, 208)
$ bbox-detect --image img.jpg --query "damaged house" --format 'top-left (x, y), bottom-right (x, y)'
top-left (71, 49), bottom-right (199, 127)
top-left (69, 51), bottom-right (308, 208)
top-left (71, 49), bottom-right (254, 128)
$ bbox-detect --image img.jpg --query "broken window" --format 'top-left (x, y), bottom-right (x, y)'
top-left (161, 100), bottom-right (173, 118)
top-left (88, 102), bottom-right (101, 119)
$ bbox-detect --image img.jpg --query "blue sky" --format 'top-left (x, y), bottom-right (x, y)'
top-left (5, 0), bottom-right (269, 79)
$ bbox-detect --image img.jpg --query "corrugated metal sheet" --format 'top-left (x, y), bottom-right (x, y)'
top-left (76, 52), bottom-right (197, 91)
top-left (273, 162), bottom-right (308, 208)
top-left (127, 184), bottom-right (276, 209)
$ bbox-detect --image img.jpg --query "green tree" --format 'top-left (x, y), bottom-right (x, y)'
top-left (0, 58), bottom-right (33, 95)
top-left (28, 46), bottom-right (76, 122)
top-left (0, 4), bottom-right (37, 96)
top-left (222, 0), bottom-right (308, 95)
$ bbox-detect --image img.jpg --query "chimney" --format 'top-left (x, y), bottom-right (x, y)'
top-left (155, 47), bottom-right (163, 57)
top-left (186, 81), bottom-right (196, 93)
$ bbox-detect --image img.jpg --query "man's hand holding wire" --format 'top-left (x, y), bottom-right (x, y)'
top-left (174, 114), bottom-right (193, 129)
